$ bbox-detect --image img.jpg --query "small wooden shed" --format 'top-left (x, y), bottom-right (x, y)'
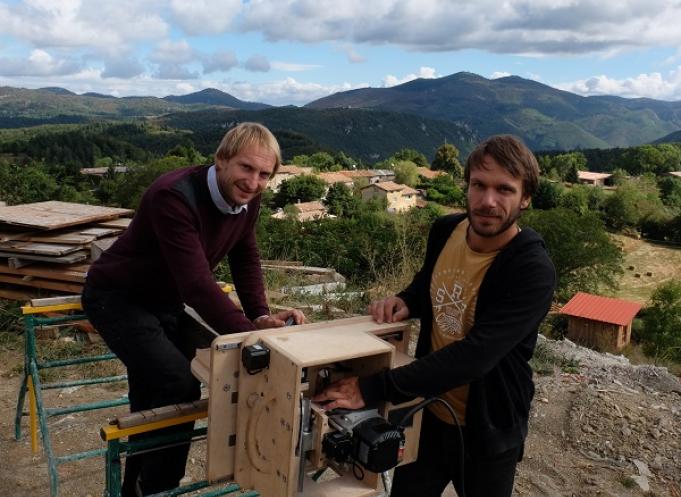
top-left (559, 292), bottom-right (642, 351)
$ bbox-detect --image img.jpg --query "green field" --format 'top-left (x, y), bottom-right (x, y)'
top-left (611, 234), bottom-right (681, 304)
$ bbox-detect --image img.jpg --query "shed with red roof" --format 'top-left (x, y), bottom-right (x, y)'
top-left (559, 292), bottom-right (642, 351)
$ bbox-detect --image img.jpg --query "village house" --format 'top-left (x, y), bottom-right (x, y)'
top-left (361, 181), bottom-right (419, 212)
top-left (268, 165), bottom-right (313, 192)
top-left (416, 167), bottom-right (447, 181)
top-left (316, 172), bottom-right (355, 193)
top-left (80, 166), bottom-right (128, 177)
top-left (667, 171), bottom-right (681, 179)
top-left (271, 200), bottom-right (329, 222)
top-left (338, 169), bottom-right (386, 185)
top-left (577, 171), bottom-right (612, 186)
top-left (559, 292), bottom-right (642, 351)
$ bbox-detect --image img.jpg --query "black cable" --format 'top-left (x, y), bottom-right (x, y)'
top-left (396, 397), bottom-right (466, 497)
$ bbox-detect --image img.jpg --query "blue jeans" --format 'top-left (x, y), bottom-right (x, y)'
top-left (391, 409), bottom-right (522, 497)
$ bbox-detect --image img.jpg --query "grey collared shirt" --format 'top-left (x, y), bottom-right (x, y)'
top-left (207, 164), bottom-right (248, 215)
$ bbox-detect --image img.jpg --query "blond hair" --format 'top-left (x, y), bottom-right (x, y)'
top-left (215, 122), bottom-right (281, 176)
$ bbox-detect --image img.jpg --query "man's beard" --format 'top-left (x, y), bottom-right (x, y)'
top-left (467, 204), bottom-right (523, 238)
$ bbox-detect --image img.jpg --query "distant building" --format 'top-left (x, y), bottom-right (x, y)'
top-left (416, 167), bottom-right (447, 181)
top-left (361, 181), bottom-right (419, 212)
top-left (271, 200), bottom-right (329, 222)
top-left (339, 169), bottom-right (384, 184)
top-left (667, 171), bottom-right (681, 179)
top-left (316, 172), bottom-right (355, 190)
top-left (577, 171), bottom-right (612, 186)
top-left (80, 166), bottom-right (128, 177)
top-left (560, 292), bottom-right (642, 351)
top-left (268, 165), bottom-right (313, 192)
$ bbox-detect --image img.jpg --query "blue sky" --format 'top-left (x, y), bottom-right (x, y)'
top-left (1, 0), bottom-right (681, 105)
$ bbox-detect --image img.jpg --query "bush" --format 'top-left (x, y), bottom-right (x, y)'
top-left (638, 280), bottom-right (681, 362)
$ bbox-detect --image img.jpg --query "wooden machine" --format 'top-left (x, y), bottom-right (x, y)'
top-left (191, 316), bottom-right (423, 497)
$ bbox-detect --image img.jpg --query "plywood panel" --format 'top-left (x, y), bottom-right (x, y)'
top-left (94, 217), bottom-right (132, 229)
top-left (0, 201), bottom-right (133, 230)
top-left (0, 262), bottom-right (87, 283)
top-left (0, 274), bottom-right (83, 293)
top-left (0, 250), bottom-right (89, 264)
top-left (22, 231), bottom-right (99, 245)
top-left (0, 241), bottom-right (84, 256)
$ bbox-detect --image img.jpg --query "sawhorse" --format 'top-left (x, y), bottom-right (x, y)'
top-left (13, 297), bottom-right (129, 497)
top-left (100, 400), bottom-right (259, 497)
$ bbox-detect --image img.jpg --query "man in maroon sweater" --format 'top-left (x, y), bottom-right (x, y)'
top-left (83, 122), bottom-right (304, 496)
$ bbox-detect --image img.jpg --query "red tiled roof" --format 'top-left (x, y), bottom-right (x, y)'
top-left (559, 292), bottom-right (641, 326)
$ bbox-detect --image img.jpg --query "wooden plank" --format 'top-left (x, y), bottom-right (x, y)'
top-left (0, 230), bottom-right (31, 243)
top-left (0, 285), bottom-right (35, 302)
top-left (0, 274), bottom-right (83, 293)
top-left (94, 218), bottom-right (132, 229)
top-left (0, 250), bottom-right (89, 265)
top-left (91, 237), bottom-right (118, 262)
top-left (0, 262), bottom-right (87, 283)
top-left (8, 257), bottom-right (33, 269)
top-left (0, 241), bottom-right (84, 256)
top-left (0, 201), bottom-right (133, 230)
top-left (79, 227), bottom-right (122, 238)
top-left (22, 231), bottom-right (98, 245)
top-left (29, 295), bottom-right (82, 307)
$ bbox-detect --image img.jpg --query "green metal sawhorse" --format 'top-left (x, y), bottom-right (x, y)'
top-left (100, 402), bottom-right (259, 497)
top-left (14, 298), bottom-right (129, 497)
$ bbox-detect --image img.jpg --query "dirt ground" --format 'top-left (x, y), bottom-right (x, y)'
top-left (1, 333), bottom-right (680, 497)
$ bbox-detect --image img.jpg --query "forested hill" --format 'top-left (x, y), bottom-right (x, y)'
top-left (156, 107), bottom-right (479, 161)
top-left (306, 72), bottom-right (681, 151)
top-left (0, 86), bottom-right (269, 126)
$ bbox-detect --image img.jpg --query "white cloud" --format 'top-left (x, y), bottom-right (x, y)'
top-left (239, 0), bottom-right (681, 56)
top-left (0, 49), bottom-right (82, 77)
top-left (170, 0), bottom-right (242, 35)
top-left (0, 0), bottom-right (168, 52)
top-left (102, 55), bottom-right (145, 79)
top-left (225, 77), bottom-right (369, 105)
top-left (490, 71), bottom-right (511, 79)
top-left (556, 66), bottom-right (681, 100)
top-left (382, 66), bottom-right (438, 87)
top-left (150, 39), bottom-right (195, 64)
top-left (202, 50), bottom-right (239, 74)
top-left (244, 55), bottom-right (271, 72)
top-left (154, 63), bottom-right (199, 80)
top-left (270, 61), bottom-right (322, 72)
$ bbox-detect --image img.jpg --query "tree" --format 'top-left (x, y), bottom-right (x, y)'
top-left (639, 280), bottom-right (681, 362)
top-left (0, 161), bottom-right (59, 204)
top-left (521, 208), bottom-right (623, 301)
top-left (393, 160), bottom-right (419, 187)
top-left (431, 143), bottom-right (463, 178)
top-left (658, 176), bottom-right (681, 210)
top-left (323, 182), bottom-right (359, 217)
top-left (559, 185), bottom-right (590, 215)
top-left (602, 177), bottom-right (663, 230)
top-left (423, 174), bottom-right (465, 207)
top-left (550, 152), bottom-right (587, 182)
top-left (391, 148), bottom-right (428, 167)
top-left (307, 152), bottom-right (336, 171)
top-left (532, 178), bottom-right (563, 210)
top-left (273, 175), bottom-right (326, 207)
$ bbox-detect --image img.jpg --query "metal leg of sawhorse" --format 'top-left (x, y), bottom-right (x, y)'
top-left (100, 410), bottom-right (259, 497)
top-left (13, 301), bottom-right (129, 497)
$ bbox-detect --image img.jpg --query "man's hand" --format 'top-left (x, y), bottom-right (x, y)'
top-left (312, 376), bottom-right (365, 411)
top-left (253, 309), bottom-right (306, 329)
top-left (368, 296), bottom-right (409, 324)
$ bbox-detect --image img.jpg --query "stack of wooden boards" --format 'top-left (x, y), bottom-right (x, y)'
top-left (0, 201), bottom-right (133, 300)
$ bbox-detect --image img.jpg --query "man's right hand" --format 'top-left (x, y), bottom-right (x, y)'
top-left (368, 296), bottom-right (409, 324)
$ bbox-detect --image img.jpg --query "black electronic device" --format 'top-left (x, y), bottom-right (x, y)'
top-left (241, 343), bottom-right (270, 374)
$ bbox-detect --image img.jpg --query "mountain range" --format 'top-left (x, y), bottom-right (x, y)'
top-left (307, 72), bottom-right (681, 150)
top-left (2, 73), bottom-right (681, 154)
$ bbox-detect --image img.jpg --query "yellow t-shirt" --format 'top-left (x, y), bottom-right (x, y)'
top-left (428, 219), bottom-right (498, 425)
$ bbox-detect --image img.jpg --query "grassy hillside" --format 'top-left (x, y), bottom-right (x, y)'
top-left (307, 72), bottom-right (681, 151)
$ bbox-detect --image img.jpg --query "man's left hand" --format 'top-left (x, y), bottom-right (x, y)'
top-left (253, 309), bottom-right (306, 329)
top-left (312, 376), bottom-right (365, 411)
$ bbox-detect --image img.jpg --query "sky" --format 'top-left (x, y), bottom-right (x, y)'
top-left (1, 0), bottom-right (681, 106)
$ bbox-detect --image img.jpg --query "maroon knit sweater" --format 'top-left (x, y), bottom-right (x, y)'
top-left (86, 165), bottom-right (268, 333)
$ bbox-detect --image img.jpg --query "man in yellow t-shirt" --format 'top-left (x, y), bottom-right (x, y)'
top-left (315, 135), bottom-right (556, 497)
